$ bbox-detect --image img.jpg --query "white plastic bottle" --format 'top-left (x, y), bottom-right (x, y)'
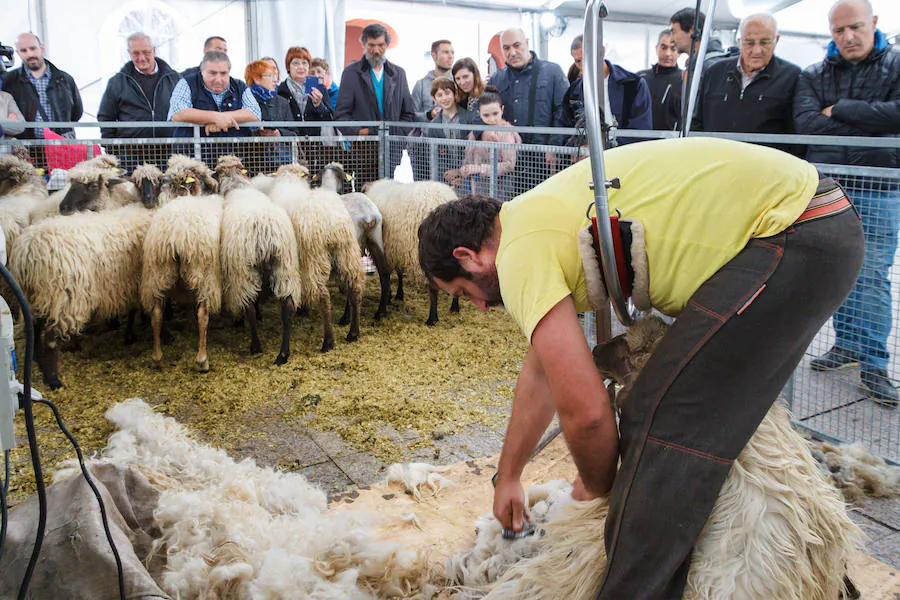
top-left (393, 149), bottom-right (414, 183)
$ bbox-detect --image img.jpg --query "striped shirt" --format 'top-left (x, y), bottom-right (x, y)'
top-left (167, 78), bottom-right (261, 121)
top-left (26, 64), bottom-right (53, 139)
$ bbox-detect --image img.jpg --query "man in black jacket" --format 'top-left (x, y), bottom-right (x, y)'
top-left (794, 0), bottom-right (900, 406)
top-left (2, 33), bottom-right (82, 143)
top-left (692, 14), bottom-right (802, 156)
top-left (638, 29), bottom-right (683, 131)
top-left (98, 32), bottom-right (179, 174)
top-left (334, 23), bottom-right (415, 182)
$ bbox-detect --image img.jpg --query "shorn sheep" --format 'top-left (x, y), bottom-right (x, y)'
top-left (319, 162), bottom-right (391, 321)
top-left (365, 178), bottom-right (459, 325)
top-left (52, 398), bottom-right (439, 598)
top-left (447, 316), bottom-right (864, 600)
top-left (10, 203), bottom-right (155, 389)
top-left (268, 163), bottom-right (365, 352)
top-left (215, 155), bottom-right (303, 364)
top-left (140, 155), bottom-right (223, 372)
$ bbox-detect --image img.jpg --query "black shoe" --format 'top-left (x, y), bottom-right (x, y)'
top-left (810, 346), bottom-right (860, 372)
top-left (861, 369), bottom-right (898, 407)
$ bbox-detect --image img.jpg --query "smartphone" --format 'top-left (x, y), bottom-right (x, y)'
top-left (303, 75), bottom-right (326, 96)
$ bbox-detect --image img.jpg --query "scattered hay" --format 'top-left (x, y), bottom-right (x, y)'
top-left (8, 283), bottom-right (526, 501)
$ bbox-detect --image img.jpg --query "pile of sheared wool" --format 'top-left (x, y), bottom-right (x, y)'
top-left (56, 398), bottom-right (440, 599)
top-left (810, 440), bottom-right (900, 501)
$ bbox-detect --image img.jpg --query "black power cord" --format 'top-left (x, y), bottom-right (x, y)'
top-left (35, 398), bottom-right (126, 600)
top-left (0, 262), bottom-right (125, 599)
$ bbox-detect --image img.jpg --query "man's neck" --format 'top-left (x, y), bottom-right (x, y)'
top-left (371, 63), bottom-right (384, 74)
top-left (434, 66), bottom-right (450, 77)
top-left (738, 57), bottom-right (762, 78)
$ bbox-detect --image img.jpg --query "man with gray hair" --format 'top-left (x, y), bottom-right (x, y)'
top-left (795, 0), bottom-right (900, 406)
top-left (97, 32), bottom-right (180, 173)
top-left (334, 23), bottom-right (415, 134)
top-left (692, 13), bottom-right (802, 155)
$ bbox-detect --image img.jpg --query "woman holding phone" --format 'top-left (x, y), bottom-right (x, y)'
top-left (277, 46), bottom-right (333, 129)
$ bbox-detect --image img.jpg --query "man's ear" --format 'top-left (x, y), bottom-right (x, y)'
top-left (451, 246), bottom-right (480, 270)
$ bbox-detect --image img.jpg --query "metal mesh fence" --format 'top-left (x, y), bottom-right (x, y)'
top-left (1, 123), bottom-right (898, 462)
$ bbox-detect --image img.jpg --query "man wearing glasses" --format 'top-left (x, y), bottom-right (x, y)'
top-left (98, 32), bottom-right (180, 173)
top-left (691, 13), bottom-right (803, 156)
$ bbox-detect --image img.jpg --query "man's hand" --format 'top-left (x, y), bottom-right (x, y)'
top-left (822, 105), bottom-right (834, 117)
top-left (358, 127), bottom-right (370, 136)
top-left (493, 474), bottom-right (527, 531)
top-left (545, 152), bottom-right (559, 174)
top-left (571, 474), bottom-right (602, 502)
top-left (309, 87), bottom-right (324, 107)
top-left (210, 112), bottom-right (240, 132)
top-left (7, 112), bottom-right (18, 121)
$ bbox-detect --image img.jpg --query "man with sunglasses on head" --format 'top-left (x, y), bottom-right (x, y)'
top-left (692, 13), bottom-right (802, 156)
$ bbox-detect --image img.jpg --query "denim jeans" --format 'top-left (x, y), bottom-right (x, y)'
top-left (832, 183), bottom-right (900, 373)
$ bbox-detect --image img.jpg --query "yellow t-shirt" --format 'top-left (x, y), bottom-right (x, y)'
top-left (497, 137), bottom-right (820, 341)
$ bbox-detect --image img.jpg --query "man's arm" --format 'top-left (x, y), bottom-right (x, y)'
top-left (831, 97), bottom-right (900, 134)
top-left (97, 78), bottom-right (120, 139)
top-left (549, 64), bottom-right (570, 147)
top-left (627, 78), bottom-right (653, 131)
top-left (493, 344), bottom-right (558, 531)
top-left (530, 296), bottom-right (619, 497)
top-left (69, 75), bottom-right (84, 122)
top-left (793, 69), bottom-right (868, 136)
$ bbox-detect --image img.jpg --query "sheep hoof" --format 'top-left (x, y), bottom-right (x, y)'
top-left (274, 353), bottom-right (289, 366)
top-left (321, 340), bottom-right (335, 353)
top-left (425, 318), bottom-right (438, 327)
top-left (195, 359), bottom-right (210, 373)
top-left (346, 331), bottom-right (359, 343)
top-left (45, 376), bottom-right (63, 391)
top-left (250, 343), bottom-right (262, 355)
top-left (337, 316), bottom-right (351, 326)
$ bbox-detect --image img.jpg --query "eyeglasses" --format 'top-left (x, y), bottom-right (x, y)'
top-left (739, 39), bottom-right (775, 49)
top-left (261, 73), bottom-right (278, 80)
top-left (129, 50), bottom-right (154, 57)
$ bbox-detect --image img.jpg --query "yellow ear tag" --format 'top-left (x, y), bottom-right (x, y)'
top-left (345, 173), bottom-right (352, 182)
top-left (184, 176), bottom-right (196, 184)
top-left (241, 169), bottom-right (248, 174)
top-left (300, 172), bottom-right (307, 179)
top-left (35, 168), bottom-right (45, 176)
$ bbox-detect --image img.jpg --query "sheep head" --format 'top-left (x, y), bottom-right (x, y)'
top-left (592, 315), bottom-right (668, 411)
top-left (162, 155), bottom-right (218, 198)
top-left (0, 155), bottom-right (44, 196)
top-left (214, 155), bottom-right (250, 195)
top-left (319, 162), bottom-right (351, 194)
top-left (80, 154), bottom-right (122, 172)
top-left (59, 165), bottom-right (129, 214)
top-left (131, 164), bottom-right (165, 208)
top-left (275, 162), bottom-right (310, 181)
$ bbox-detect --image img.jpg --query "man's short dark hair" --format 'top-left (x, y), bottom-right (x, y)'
top-left (203, 36), bottom-right (226, 50)
top-left (571, 35), bottom-right (583, 52)
top-left (361, 23), bottom-right (391, 46)
top-left (418, 195), bottom-right (503, 284)
top-left (431, 39), bottom-right (452, 54)
top-left (670, 8), bottom-right (705, 34)
top-left (201, 50), bottom-right (230, 70)
top-left (657, 28), bottom-right (673, 43)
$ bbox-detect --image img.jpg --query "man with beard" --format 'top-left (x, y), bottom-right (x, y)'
top-left (2, 32), bottom-right (82, 144)
top-left (638, 29), bottom-right (683, 131)
top-left (411, 39), bottom-right (455, 121)
top-left (418, 137), bottom-right (864, 598)
top-left (334, 23), bottom-right (415, 180)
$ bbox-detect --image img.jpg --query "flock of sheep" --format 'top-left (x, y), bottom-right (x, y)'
top-left (0, 153), bottom-right (459, 390)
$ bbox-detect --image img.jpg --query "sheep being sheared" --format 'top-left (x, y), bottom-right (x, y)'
top-left (447, 316), bottom-right (863, 600)
top-left (365, 178), bottom-right (459, 325)
top-left (140, 155), bottom-right (223, 372)
top-left (215, 155), bottom-right (302, 364)
top-left (319, 162), bottom-right (391, 321)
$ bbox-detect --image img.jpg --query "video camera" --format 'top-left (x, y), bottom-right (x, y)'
top-left (0, 43), bottom-right (15, 74)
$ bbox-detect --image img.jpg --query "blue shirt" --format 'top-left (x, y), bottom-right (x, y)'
top-left (167, 77), bottom-right (261, 121)
top-left (371, 68), bottom-right (384, 116)
top-left (26, 65), bottom-right (53, 139)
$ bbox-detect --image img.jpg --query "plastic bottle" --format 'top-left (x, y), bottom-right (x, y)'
top-left (393, 149), bottom-right (414, 183)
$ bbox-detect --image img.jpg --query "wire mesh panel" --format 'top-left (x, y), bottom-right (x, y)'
top-left (787, 164), bottom-right (900, 463)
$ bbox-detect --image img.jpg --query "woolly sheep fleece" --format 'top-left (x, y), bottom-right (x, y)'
top-left (365, 180), bottom-right (458, 284)
top-left (9, 204), bottom-right (154, 339)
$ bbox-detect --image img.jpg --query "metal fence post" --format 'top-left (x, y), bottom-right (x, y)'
top-left (378, 122), bottom-right (389, 179)
top-left (429, 141), bottom-right (438, 183)
top-left (489, 146), bottom-right (498, 198)
top-left (193, 125), bottom-right (202, 161)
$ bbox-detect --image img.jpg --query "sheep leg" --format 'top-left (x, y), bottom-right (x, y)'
top-left (338, 295), bottom-right (352, 326)
top-left (275, 297), bottom-right (295, 365)
top-left (319, 289), bottom-right (334, 353)
top-left (195, 303), bottom-right (210, 372)
top-left (366, 240), bottom-right (390, 320)
top-left (395, 271), bottom-right (405, 302)
top-left (124, 309), bottom-right (138, 346)
top-left (297, 304), bottom-right (310, 318)
top-left (426, 285), bottom-right (439, 327)
top-left (33, 318), bottom-right (45, 366)
top-left (346, 288), bottom-right (360, 342)
top-left (450, 296), bottom-right (460, 313)
top-left (40, 330), bottom-right (63, 391)
top-left (255, 300), bottom-right (263, 323)
top-left (151, 299), bottom-right (164, 363)
top-left (246, 304), bottom-right (262, 355)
